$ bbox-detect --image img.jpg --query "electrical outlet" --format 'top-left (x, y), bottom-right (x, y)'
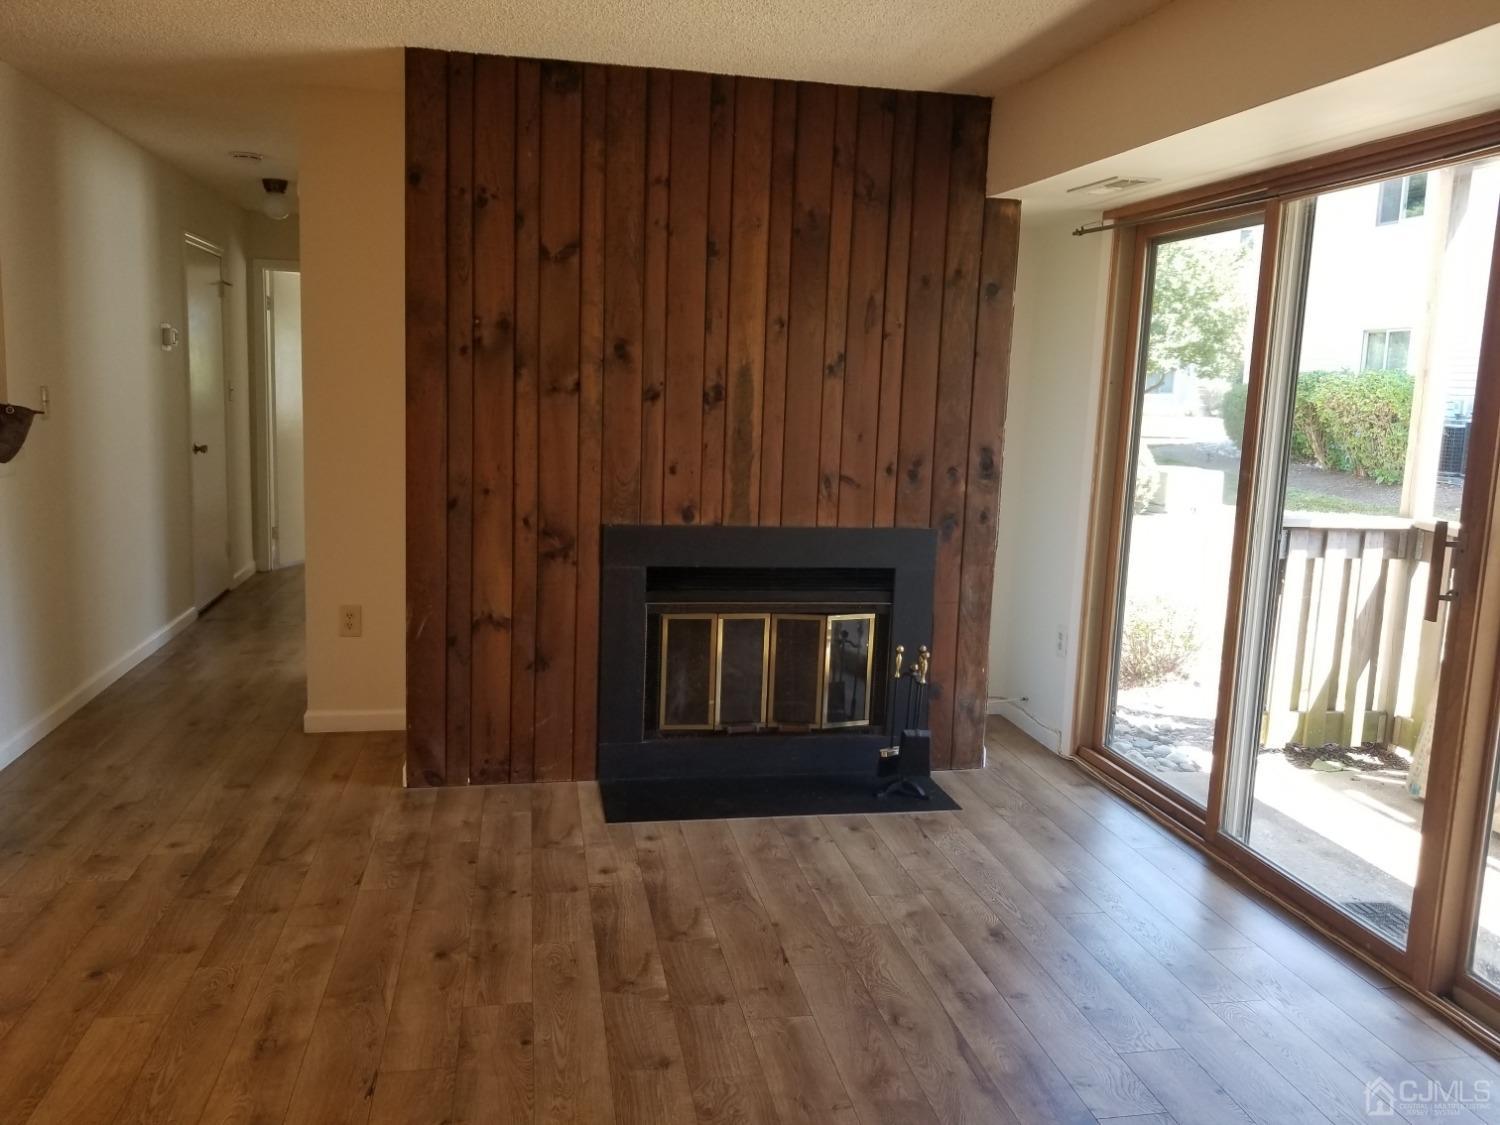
top-left (1055, 629), bottom-right (1067, 657)
top-left (339, 605), bottom-right (363, 638)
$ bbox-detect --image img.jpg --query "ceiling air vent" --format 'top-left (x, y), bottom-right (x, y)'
top-left (1067, 175), bottom-right (1158, 196)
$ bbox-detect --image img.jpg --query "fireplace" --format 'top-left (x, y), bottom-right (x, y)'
top-left (599, 526), bottom-right (935, 780)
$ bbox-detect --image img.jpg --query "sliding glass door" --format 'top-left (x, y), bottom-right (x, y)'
top-left (1224, 158), bottom-right (1500, 955)
top-left (1103, 219), bottom-right (1266, 810)
top-left (1089, 135), bottom-right (1500, 1003)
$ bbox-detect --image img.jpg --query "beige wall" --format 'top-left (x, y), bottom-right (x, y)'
top-left (988, 214), bottom-right (1112, 750)
top-left (0, 58), bottom-right (256, 767)
top-left (297, 76), bottom-right (405, 732)
top-left (989, 0), bottom-right (1500, 194)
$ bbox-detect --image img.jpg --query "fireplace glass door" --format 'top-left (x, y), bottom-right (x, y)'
top-left (658, 614), bottom-right (716, 730)
top-left (652, 608), bottom-right (882, 735)
top-left (769, 614), bottom-right (825, 727)
top-left (716, 614), bottom-right (771, 728)
top-left (824, 613), bottom-right (875, 727)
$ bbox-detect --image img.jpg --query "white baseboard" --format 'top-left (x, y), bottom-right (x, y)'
top-left (303, 708), bottom-right (407, 734)
top-left (0, 606), bottom-right (198, 773)
top-left (231, 561), bottom-right (256, 588)
top-left (987, 697), bottom-right (1063, 753)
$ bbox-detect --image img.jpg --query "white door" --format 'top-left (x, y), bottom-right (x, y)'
top-left (186, 239), bottom-right (231, 608)
top-left (270, 269), bottom-right (305, 567)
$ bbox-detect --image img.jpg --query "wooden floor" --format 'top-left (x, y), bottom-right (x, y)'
top-left (3, 569), bottom-right (1498, 1125)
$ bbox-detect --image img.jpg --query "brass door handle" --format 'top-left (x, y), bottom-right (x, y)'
top-left (193, 443), bottom-right (209, 454)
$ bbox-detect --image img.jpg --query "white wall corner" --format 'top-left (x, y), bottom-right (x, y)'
top-left (987, 696), bottom-right (1064, 755)
top-left (232, 561), bottom-right (257, 588)
top-left (0, 606), bottom-right (198, 773)
top-left (303, 708), bottom-right (407, 734)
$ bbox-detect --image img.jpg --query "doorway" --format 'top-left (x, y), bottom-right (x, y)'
top-left (256, 263), bottom-right (304, 569)
top-left (185, 235), bottom-right (231, 609)
top-left (1222, 160), bottom-right (1500, 957)
top-left (1080, 121), bottom-right (1500, 1019)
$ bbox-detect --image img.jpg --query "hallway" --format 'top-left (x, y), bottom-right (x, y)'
top-left (0, 569), bottom-right (1496, 1124)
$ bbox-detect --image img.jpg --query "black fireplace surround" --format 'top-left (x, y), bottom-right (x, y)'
top-left (599, 525), bottom-right (937, 780)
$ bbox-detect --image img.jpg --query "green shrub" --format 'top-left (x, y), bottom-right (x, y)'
top-left (1119, 597), bottom-right (1200, 689)
top-left (1305, 369), bottom-right (1413, 484)
top-left (1223, 382), bottom-right (1249, 446)
top-left (1290, 370), bottom-right (1325, 464)
top-left (1221, 369), bottom-right (1411, 483)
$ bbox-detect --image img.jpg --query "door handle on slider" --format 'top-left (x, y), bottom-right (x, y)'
top-left (1424, 520), bottom-right (1459, 622)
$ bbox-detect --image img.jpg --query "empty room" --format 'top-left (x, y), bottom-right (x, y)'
top-left (5, 1), bottom-right (1500, 1122)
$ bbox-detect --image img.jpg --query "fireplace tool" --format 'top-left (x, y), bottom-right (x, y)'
top-left (877, 644), bottom-right (931, 800)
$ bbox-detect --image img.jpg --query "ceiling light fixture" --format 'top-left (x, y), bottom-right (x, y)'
top-left (261, 177), bottom-right (291, 221)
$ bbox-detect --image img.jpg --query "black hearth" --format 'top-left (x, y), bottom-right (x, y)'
top-left (598, 525), bottom-right (936, 780)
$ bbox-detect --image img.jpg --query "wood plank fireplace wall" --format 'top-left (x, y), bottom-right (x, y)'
top-left (406, 46), bottom-right (1019, 786)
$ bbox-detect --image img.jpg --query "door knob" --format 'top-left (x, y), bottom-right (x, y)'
top-left (193, 443), bottom-right (209, 454)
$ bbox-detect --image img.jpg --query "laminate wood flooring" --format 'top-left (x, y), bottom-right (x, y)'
top-left (0, 567), bottom-right (1493, 1123)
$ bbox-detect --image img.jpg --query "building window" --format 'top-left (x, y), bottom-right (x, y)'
top-left (1362, 328), bottom-right (1411, 372)
top-left (1376, 173), bottom-right (1427, 225)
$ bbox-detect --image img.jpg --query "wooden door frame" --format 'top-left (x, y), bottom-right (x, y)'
top-left (1073, 112), bottom-right (1500, 996)
top-left (1073, 204), bottom-right (1272, 838)
top-left (1409, 205), bottom-right (1500, 996)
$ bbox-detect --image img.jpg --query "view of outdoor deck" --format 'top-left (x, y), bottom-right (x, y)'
top-left (1106, 156), bottom-right (1500, 975)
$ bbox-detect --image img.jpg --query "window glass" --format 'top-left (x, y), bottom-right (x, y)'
top-left (1386, 329), bottom-right (1411, 373)
top-left (1404, 173), bottom-right (1427, 219)
top-left (1229, 157), bottom-right (1500, 952)
top-left (1105, 222), bottom-right (1265, 808)
top-left (1377, 179), bottom-right (1403, 225)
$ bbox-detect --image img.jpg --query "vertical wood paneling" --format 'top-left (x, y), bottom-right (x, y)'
top-left (872, 92), bottom-right (917, 528)
top-left (407, 51), bottom-right (1011, 783)
top-left (817, 87), bottom-right (858, 527)
top-left (927, 98), bottom-right (991, 769)
top-left (509, 59), bottom-right (542, 782)
top-left (574, 65), bottom-right (607, 781)
top-left (836, 89), bottom-right (896, 528)
top-left (701, 75), bottom-right (736, 527)
top-left (535, 61), bottom-right (584, 781)
top-left (641, 71), bottom-right (672, 525)
top-left (724, 78), bottom-right (774, 526)
top-left (781, 84), bottom-right (836, 527)
top-left (951, 204), bottom-right (1018, 769)
top-left (602, 67), bottom-right (647, 526)
top-left (893, 94), bottom-right (952, 530)
top-left (445, 55), bottom-right (476, 785)
top-left (470, 55), bottom-right (517, 784)
top-left (758, 81), bottom-right (798, 528)
top-left (664, 72), bottom-right (712, 526)
top-left (406, 48), bottom-right (449, 787)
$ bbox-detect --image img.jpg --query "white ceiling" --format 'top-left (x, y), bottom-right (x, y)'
top-left (0, 0), bottom-right (1166, 211)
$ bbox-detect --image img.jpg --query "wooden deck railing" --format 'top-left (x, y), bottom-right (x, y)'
top-left (1262, 515), bottom-right (1454, 751)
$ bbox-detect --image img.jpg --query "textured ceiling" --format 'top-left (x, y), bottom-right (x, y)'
top-left (0, 0), bottom-right (1167, 210)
